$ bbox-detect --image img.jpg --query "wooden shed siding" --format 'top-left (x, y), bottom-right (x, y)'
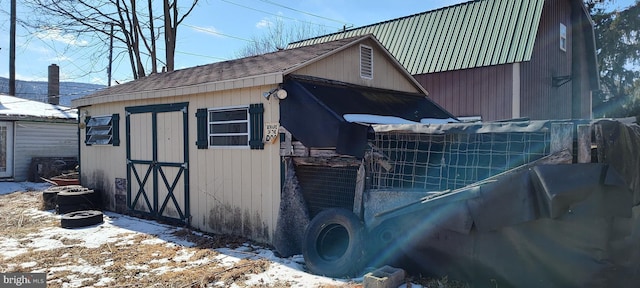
top-left (79, 102), bottom-right (128, 210)
top-left (293, 39), bottom-right (420, 93)
top-left (13, 121), bottom-right (77, 181)
top-left (414, 63), bottom-right (514, 121)
top-left (79, 85), bottom-right (280, 244)
top-left (187, 85), bottom-right (280, 242)
top-left (520, 0), bottom-right (573, 120)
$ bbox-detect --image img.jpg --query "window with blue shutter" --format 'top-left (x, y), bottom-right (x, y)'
top-left (196, 104), bottom-right (264, 149)
top-left (195, 109), bottom-right (208, 149)
top-left (85, 113), bottom-right (119, 146)
top-left (249, 103), bottom-right (264, 150)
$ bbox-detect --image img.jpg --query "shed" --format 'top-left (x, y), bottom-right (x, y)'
top-left (72, 35), bottom-right (455, 243)
top-left (0, 94), bottom-right (78, 181)
top-left (289, 0), bottom-right (599, 121)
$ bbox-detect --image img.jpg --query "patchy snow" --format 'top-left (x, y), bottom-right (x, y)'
top-left (0, 237), bottom-right (28, 258)
top-left (420, 117), bottom-right (459, 124)
top-left (344, 113), bottom-right (458, 125)
top-left (0, 183), bottom-right (372, 287)
top-left (0, 181), bottom-right (51, 195)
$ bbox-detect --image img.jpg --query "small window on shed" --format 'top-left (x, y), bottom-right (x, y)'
top-left (208, 106), bottom-right (250, 147)
top-left (560, 23), bottom-right (567, 52)
top-left (85, 114), bottom-right (119, 146)
top-left (196, 104), bottom-right (264, 150)
top-left (360, 45), bottom-right (373, 79)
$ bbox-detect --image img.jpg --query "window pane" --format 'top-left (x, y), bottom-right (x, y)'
top-left (89, 135), bottom-right (112, 145)
top-left (210, 135), bottom-right (248, 146)
top-left (209, 109), bottom-right (247, 122)
top-left (87, 116), bottom-right (112, 126)
top-left (87, 126), bottom-right (112, 135)
top-left (86, 115), bottom-right (113, 145)
top-left (209, 123), bottom-right (248, 134)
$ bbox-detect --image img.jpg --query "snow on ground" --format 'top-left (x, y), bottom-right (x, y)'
top-left (0, 181), bottom-right (51, 195)
top-left (1, 182), bottom-right (414, 287)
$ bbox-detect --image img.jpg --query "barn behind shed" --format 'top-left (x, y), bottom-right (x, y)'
top-left (289, 0), bottom-right (599, 121)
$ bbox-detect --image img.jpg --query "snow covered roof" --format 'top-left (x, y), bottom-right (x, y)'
top-left (0, 94), bottom-right (77, 120)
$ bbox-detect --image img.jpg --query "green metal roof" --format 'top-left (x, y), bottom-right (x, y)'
top-left (288, 0), bottom-right (544, 75)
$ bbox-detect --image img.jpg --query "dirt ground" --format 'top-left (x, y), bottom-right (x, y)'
top-left (0, 189), bottom-right (467, 288)
top-left (0, 190), bottom-right (334, 287)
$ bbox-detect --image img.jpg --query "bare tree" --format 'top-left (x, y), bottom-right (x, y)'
top-left (237, 17), bottom-right (329, 57)
top-left (23, 0), bottom-right (198, 80)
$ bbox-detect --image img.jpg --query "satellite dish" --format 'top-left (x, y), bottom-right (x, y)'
top-left (276, 89), bottom-right (288, 100)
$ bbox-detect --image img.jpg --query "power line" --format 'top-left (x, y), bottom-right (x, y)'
top-left (219, 0), bottom-right (343, 30)
top-left (257, 0), bottom-right (351, 26)
top-left (173, 49), bottom-right (228, 61)
top-left (183, 23), bottom-right (254, 42)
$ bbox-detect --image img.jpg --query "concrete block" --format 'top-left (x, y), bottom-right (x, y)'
top-left (363, 265), bottom-right (405, 288)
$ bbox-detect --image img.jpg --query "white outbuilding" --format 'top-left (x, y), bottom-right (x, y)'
top-left (0, 94), bottom-right (78, 181)
top-left (72, 35), bottom-right (454, 244)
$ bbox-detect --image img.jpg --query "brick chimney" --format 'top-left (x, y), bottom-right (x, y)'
top-left (47, 64), bottom-right (60, 105)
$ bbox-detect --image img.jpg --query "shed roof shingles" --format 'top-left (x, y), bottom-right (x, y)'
top-left (82, 36), bottom-right (363, 100)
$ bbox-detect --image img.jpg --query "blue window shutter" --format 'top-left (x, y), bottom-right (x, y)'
top-left (195, 108), bottom-right (208, 149)
top-left (112, 113), bottom-right (120, 146)
top-left (249, 103), bottom-right (264, 150)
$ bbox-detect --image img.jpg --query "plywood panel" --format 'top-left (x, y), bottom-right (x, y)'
top-left (157, 111), bottom-right (184, 163)
top-left (155, 110), bottom-right (186, 220)
top-left (129, 113), bottom-right (152, 160)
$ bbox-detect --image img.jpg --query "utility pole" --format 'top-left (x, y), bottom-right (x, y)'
top-left (9, 0), bottom-right (16, 96)
top-left (107, 23), bottom-right (113, 87)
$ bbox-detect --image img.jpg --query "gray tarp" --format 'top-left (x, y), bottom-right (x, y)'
top-left (362, 120), bottom-right (640, 287)
top-left (278, 119), bottom-right (640, 286)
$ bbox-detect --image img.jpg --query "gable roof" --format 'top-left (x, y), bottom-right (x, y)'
top-left (288, 0), bottom-right (546, 75)
top-left (0, 94), bottom-right (77, 120)
top-left (73, 34), bottom-right (426, 107)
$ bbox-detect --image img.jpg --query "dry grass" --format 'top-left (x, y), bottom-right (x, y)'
top-left (0, 191), bottom-right (57, 237)
top-left (0, 189), bottom-right (451, 288)
top-left (0, 190), bottom-right (292, 287)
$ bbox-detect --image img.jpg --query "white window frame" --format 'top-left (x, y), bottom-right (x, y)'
top-left (360, 44), bottom-right (373, 79)
top-left (207, 105), bottom-right (250, 149)
top-left (85, 115), bottom-right (114, 145)
top-left (560, 23), bottom-right (567, 52)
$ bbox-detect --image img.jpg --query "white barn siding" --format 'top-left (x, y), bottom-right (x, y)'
top-left (13, 121), bottom-right (78, 181)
